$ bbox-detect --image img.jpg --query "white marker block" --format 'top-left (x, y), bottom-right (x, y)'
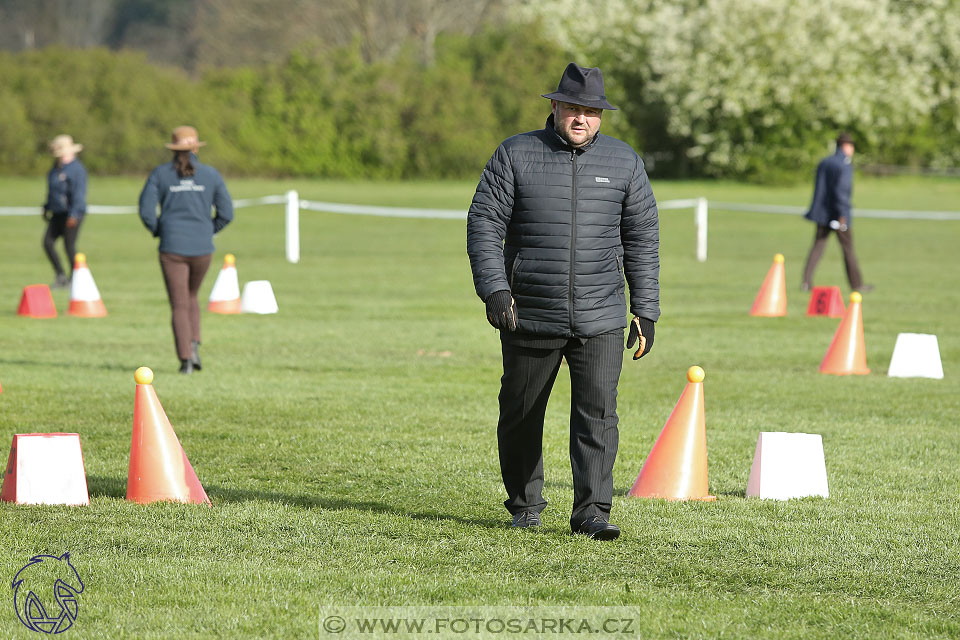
top-left (1, 433), bottom-right (90, 506)
top-left (746, 432), bottom-right (828, 500)
top-left (888, 333), bottom-right (944, 379)
top-left (241, 280), bottom-right (279, 314)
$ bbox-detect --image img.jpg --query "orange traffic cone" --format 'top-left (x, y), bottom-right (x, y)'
top-left (68, 253), bottom-right (107, 317)
top-left (126, 367), bottom-right (211, 505)
top-left (628, 366), bottom-right (716, 501)
top-left (819, 292), bottom-right (870, 375)
top-left (207, 254), bottom-right (241, 314)
top-left (750, 253), bottom-right (787, 317)
top-left (17, 284), bottom-right (57, 318)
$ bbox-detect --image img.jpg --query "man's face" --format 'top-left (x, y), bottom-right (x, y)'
top-left (552, 100), bottom-right (602, 148)
top-left (840, 142), bottom-right (855, 157)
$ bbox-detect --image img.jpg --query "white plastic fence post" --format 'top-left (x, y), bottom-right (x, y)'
top-left (285, 189), bottom-right (300, 264)
top-left (695, 197), bottom-right (708, 262)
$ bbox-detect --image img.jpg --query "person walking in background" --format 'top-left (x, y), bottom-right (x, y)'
top-left (43, 134), bottom-right (87, 288)
top-left (139, 126), bottom-right (233, 375)
top-left (801, 132), bottom-right (872, 293)
top-left (467, 63), bottom-right (660, 541)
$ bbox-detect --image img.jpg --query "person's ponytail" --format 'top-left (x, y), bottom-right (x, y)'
top-left (173, 150), bottom-right (195, 178)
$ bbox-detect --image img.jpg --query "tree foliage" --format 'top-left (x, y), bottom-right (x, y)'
top-left (0, 0), bottom-right (511, 70)
top-left (522, 0), bottom-right (960, 180)
top-left (3, 2), bottom-right (959, 181)
top-left (0, 26), bottom-right (568, 178)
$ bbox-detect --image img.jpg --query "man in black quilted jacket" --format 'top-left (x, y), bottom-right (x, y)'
top-left (467, 63), bottom-right (660, 540)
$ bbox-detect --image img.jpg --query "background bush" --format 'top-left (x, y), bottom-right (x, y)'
top-left (0, 26), bottom-right (568, 180)
top-left (2, 5), bottom-right (959, 182)
top-left (524, 0), bottom-right (960, 181)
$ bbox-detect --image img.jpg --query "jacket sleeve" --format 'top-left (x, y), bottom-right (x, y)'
top-left (211, 170), bottom-right (234, 233)
top-left (466, 143), bottom-right (515, 301)
top-left (68, 164), bottom-right (87, 219)
top-left (834, 161), bottom-right (852, 220)
top-left (620, 155), bottom-right (661, 321)
top-left (138, 169), bottom-right (161, 236)
top-left (44, 168), bottom-right (52, 212)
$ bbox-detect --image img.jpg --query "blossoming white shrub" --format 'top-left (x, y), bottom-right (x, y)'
top-left (518, 0), bottom-right (960, 179)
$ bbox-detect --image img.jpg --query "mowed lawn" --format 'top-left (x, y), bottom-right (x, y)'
top-left (0, 175), bottom-right (958, 639)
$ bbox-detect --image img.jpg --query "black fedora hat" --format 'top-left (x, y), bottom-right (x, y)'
top-left (542, 62), bottom-right (618, 111)
top-left (836, 132), bottom-right (855, 146)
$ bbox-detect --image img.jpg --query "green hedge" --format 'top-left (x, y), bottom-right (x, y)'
top-left (4, 14), bottom-right (956, 182)
top-left (0, 27), bottom-right (568, 179)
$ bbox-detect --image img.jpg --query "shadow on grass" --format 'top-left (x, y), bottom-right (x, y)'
top-left (715, 489), bottom-right (746, 498)
top-left (613, 486), bottom-right (747, 499)
top-left (0, 357), bottom-right (132, 372)
top-left (87, 475), bottom-right (505, 530)
top-left (88, 474), bottom-right (127, 498)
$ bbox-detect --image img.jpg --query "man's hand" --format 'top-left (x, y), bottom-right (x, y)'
top-left (626, 316), bottom-right (655, 360)
top-left (41, 209), bottom-right (51, 222)
top-left (485, 290), bottom-right (517, 332)
top-left (66, 217), bottom-right (79, 229)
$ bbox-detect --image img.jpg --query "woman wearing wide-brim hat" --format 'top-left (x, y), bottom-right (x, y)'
top-left (138, 126), bottom-right (234, 374)
top-left (43, 134), bottom-right (88, 288)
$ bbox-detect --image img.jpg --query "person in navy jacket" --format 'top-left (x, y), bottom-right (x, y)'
top-left (139, 126), bottom-right (233, 374)
top-left (801, 133), bottom-right (871, 293)
top-left (43, 135), bottom-right (87, 288)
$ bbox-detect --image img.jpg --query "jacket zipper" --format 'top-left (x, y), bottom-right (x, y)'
top-left (568, 150), bottom-right (577, 333)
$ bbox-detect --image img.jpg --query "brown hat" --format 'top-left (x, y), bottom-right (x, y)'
top-left (50, 134), bottom-right (83, 158)
top-left (165, 126), bottom-right (207, 151)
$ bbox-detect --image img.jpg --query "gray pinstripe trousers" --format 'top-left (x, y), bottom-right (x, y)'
top-left (497, 331), bottom-right (623, 529)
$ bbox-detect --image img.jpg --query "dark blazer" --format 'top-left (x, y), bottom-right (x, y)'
top-left (138, 153), bottom-right (233, 256)
top-left (45, 159), bottom-right (87, 219)
top-left (467, 115), bottom-right (660, 338)
top-left (805, 149), bottom-right (853, 227)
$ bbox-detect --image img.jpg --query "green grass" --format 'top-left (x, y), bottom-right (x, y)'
top-left (1, 175), bottom-right (959, 639)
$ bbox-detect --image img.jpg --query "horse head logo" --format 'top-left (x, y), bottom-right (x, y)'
top-left (11, 553), bottom-right (84, 634)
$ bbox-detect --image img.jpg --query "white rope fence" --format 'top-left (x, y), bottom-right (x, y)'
top-left (299, 199), bottom-right (467, 219)
top-left (711, 201), bottom-right (960, 221)
top-left (3, 191), bottom-right (957, 264)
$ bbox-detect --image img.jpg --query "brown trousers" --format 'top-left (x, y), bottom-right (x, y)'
top-left (159, 252), bottom-right (212, 360)
top-left (802, 225), bottom-right (863, 290)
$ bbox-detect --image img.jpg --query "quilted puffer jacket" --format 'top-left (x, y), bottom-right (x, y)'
top-left (467, 115), bottom-right (660, 337)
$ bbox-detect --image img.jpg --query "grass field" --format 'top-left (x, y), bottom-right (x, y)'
top-left (1, 174), bottom-right (959, 639)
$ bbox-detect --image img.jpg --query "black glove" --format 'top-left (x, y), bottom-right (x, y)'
top-left (626, 316), bottom-right (655, 360)
top-left (485, 290), bottom-right (517, 332)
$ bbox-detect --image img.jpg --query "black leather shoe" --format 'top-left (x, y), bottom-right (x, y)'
top-left (179, 359), bottom-right (194, 375)
top-left (191, 341), bottom-right (202, 371)
top-left (511, 511), bottom-right (541, 528)
top-left (573, 515), bottom-right (620, 540)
